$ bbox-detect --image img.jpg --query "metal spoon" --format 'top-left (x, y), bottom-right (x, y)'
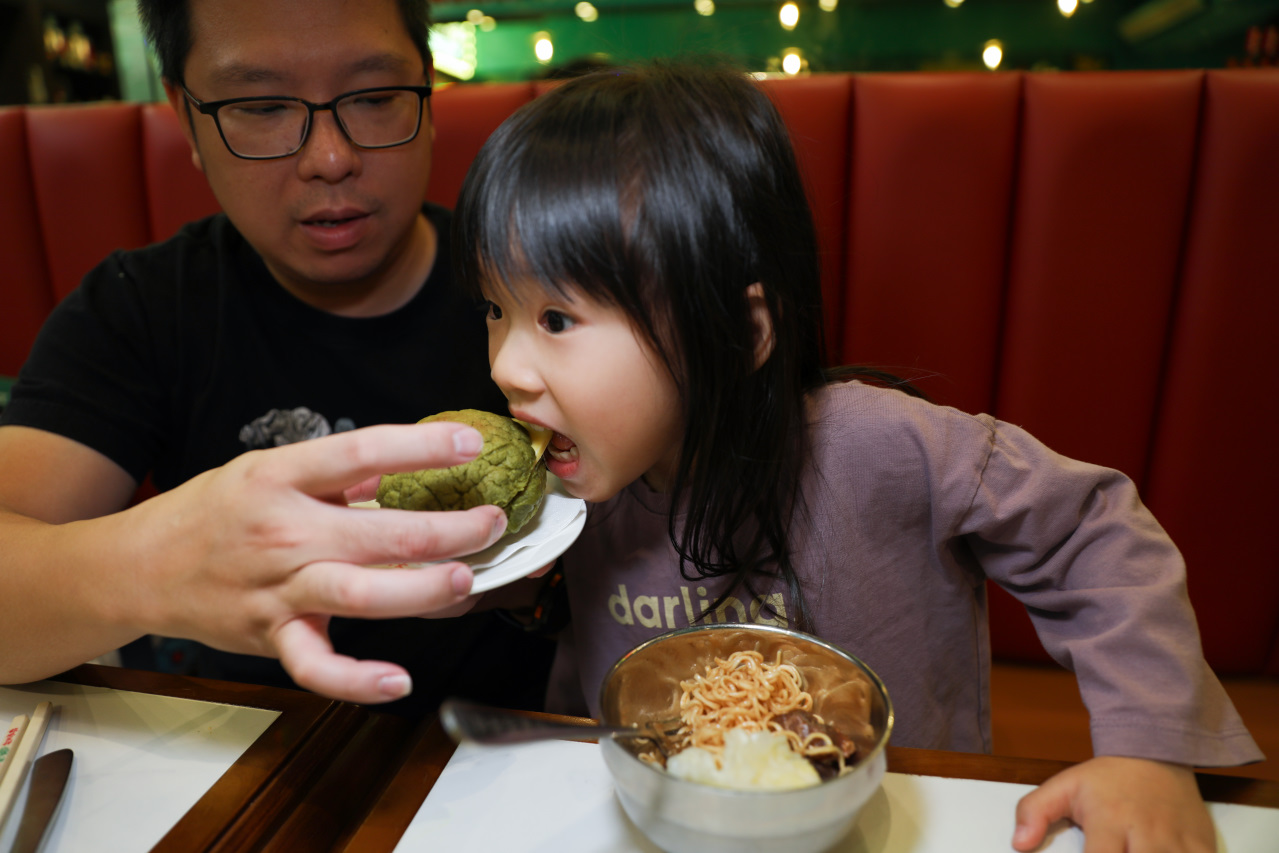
top-left (439, 698), bottom-right (681, 754)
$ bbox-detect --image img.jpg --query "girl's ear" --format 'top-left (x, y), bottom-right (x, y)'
top-left (746, 282), bottom-right (775, 369)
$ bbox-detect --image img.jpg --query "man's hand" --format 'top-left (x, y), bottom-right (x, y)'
top-left (1013, 756), bottom-right (1215, 852)
top-left (113, 421), bottom-right (508, 703)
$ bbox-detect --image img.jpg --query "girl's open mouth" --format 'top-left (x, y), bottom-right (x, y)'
top-left (547, 432), bottom-right (578, 465)
top-left (545, 432), bottom-right (581, 480)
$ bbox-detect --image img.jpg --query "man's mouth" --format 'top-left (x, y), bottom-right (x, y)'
top-left (296, 209), bottom-right (372, 250)
top-left (301, 206), bottom-right (369, 226)
top-left (303, 214), bottom-right (365, 227)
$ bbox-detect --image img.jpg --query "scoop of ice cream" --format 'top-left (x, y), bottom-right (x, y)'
top-left (666, 729), bottom-right (821, 791)
top-left (376, 409), bottom-right (547, 534)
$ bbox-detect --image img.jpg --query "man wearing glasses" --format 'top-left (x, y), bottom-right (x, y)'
top-left (0, 0), bottom-right (555, 716)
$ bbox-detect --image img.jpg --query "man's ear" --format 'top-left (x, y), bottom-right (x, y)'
top-left (746, 282), bottom-right (775, 370)
top-left (425, 62), bottom-right (436, 145)
top-left (162, 80), bottom-right (205, 174)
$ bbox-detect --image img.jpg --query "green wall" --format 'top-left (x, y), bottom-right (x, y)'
top-left (432, 0), bottom-right (1279, 82)
top-left (105, 0), bottom-right (1279, 100)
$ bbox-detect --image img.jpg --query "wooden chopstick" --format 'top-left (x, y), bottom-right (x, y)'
top-left (0, 712), bottom-right (30, 788)
top-left (0, 701), bottom-right (54, 830)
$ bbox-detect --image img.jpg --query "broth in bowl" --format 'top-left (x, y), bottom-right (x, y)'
top-left (634, 648), bottom-right (878, 789)
top-left (598, 623), bottom-right (893, 853)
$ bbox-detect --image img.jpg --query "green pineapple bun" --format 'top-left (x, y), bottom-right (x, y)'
top-left (376, 409), bottom-right (547, 535)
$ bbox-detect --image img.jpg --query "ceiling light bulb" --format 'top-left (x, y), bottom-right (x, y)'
top-left (982, 39), bottom-right (1003, 70)
top-left (534, 35), bottom-right (553, 62)
top-left (780, 2), bottom-right (799, 29)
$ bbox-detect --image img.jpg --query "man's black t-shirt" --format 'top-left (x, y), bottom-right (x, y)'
top-left (3, 204), bottom-right (554, 715)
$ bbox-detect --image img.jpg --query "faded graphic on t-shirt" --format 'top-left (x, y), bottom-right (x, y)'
top-left (239, 406), bottom-right (356, 449)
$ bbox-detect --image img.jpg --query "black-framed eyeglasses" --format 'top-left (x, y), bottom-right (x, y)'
top-left (181, 84), bottom-right (432, 160)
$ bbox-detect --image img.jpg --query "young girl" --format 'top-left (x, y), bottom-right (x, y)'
top-left (452, 62), bottom-right (1260, 850)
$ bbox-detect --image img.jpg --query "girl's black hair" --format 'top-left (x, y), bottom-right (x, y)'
top-left (455, 60), bottom-right (910, 632)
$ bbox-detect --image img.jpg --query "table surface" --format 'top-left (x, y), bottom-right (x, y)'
top-left (44, 665), bottom-right (414, 853)
top-left (341, 712), bottom-right (1279, 853)
top-left (16, 666), bottom-right (1279, 853)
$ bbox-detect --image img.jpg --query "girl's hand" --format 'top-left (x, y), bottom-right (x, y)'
top-left (1013, 756), bottom-right (1215, 852)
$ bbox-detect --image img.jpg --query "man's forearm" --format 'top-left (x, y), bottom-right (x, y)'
top-left (0, 510), bottom-right (145, 683)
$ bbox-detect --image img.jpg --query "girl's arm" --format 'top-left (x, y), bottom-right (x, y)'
top-left (958, 416), bottom-right (1260, 769)
top-left (955, 417), bottom-right (1252, 850)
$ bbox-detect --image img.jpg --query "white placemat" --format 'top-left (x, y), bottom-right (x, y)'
top-left (395, 740), bottom-right (1279, 853)
top-left (0, 680), bottom-right (279, 852)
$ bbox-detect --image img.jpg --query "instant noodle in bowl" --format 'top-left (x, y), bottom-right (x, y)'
top-left (598, 623), bottom-right (893, 853)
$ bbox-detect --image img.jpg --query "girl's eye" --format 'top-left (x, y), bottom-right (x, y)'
top-left (541, 309), bottom-right (576, 334)
top-left (483, 300), bottom-right (503, 321)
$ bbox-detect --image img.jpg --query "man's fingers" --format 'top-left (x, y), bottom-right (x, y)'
top-left (276, 423), bottom-right (485, 496)
top-left (233, 422), bottom-right (509, 565)
top-left (417, 595), bottom-right (483, 619)
top-left (291, 560), bottom-right (475, 619)
top-left (343, 474), bottom-right (383, 504)
top-left (321, 501), bottom-right (507, 565)
top-left (309, 500), bottom-right (507, 567)
top-left (527, 560), bottom-right (557, 579)
top-left (188, 421), bottom-right (508, 706)
top-left (274, 616), bottom-right (415, 704)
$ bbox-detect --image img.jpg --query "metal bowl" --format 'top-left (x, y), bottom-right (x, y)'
top-left (598, 623), bottom-right (894, 853)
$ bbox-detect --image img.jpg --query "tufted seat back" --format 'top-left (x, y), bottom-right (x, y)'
top-left (3, 69), bottom-right (1277, 675)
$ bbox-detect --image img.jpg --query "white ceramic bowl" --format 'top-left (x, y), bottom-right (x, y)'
top-left (597, 623), bottom-right (894, 853)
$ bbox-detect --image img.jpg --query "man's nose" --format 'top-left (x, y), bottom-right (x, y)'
top-left (296, 110), bottom-right (360, 182)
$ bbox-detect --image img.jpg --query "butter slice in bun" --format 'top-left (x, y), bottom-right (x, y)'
top-left (514, 418), bottom-right (553, 461)
top-left (376, 410), bottom-right (548, 534)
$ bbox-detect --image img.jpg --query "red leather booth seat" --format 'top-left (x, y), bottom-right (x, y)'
top-left (2, 70), bottom-right (1277, 679)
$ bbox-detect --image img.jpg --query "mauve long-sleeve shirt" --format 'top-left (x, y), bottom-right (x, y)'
top-left (546, 380), bottom-right (1262, 767)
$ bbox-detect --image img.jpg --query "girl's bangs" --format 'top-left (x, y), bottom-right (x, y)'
top-left (466, 109), bottom-right (636, 307)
